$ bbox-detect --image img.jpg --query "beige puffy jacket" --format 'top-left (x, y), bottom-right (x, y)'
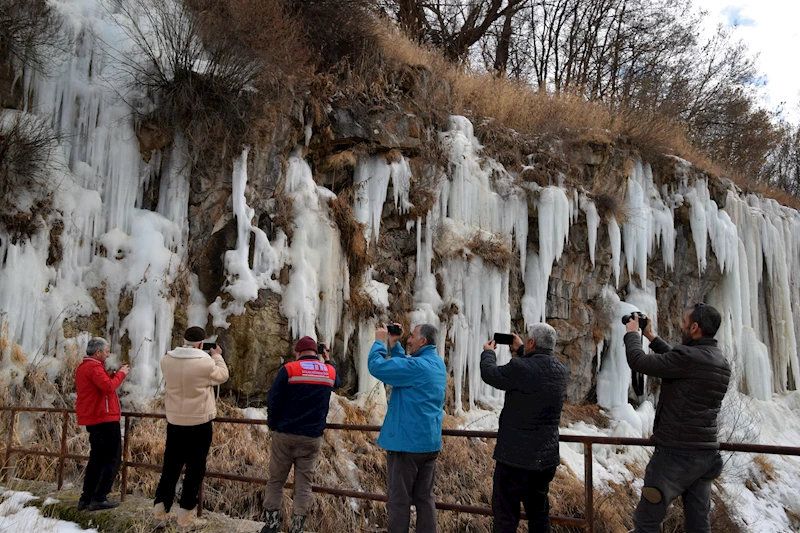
top-left (161, 347), bottom-right (229, 426)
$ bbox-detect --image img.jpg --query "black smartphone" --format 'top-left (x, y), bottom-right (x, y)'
top-left (387, 324), bottom-right (402, 336)
top-left (493, 333), bottom-right (514, 345)
top-left (202, 342), bottom-right (217, 351)
top-left (317, 343), bottom-right (326, 354)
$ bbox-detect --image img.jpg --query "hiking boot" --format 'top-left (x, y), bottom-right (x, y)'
top-left (288, 515), bottom-right (306, 533)
top-left (260, 509), bottom-right (281, 533)
top-left (88, 499), bottom-right (120, 511)
top-left (176, 507), bottom-right (195, 527)
top-left (76, 500), bottom-right (89, 511)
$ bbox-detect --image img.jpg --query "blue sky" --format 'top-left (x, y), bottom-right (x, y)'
top-left (695, 0), bottom-right (800, 122)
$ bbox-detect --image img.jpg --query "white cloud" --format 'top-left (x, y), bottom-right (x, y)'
top-left (694, 0), bottom-right (800, 122)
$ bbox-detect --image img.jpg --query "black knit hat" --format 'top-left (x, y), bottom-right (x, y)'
top-left (184, 326), bottom-right (206, 343)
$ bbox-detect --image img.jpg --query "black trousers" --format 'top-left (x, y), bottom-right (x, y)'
top-left (492, 461), bottom-right (557, 533)
top-left (81, 421), bottom-right (122, 504)
top-left (153, 421), bottom-right (213, 512)
top-left (386, 450), bottom-right (439, 533)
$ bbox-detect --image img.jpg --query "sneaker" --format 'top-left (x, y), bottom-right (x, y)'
top-left (76, 500), bottom-right (89, 511)
top-left (153, 502), bottom-right (168, 520)
top-left (88, 499), bottom-right (120, 511)
top-left (176, 507), bottom-right (194, 527)
top-left (260, 509), bottom-right (280, 533)
top-left (288, 515), bottom-right (306, 533)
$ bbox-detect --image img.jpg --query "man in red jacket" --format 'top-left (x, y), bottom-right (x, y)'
top-left (75, 337), bottom-right (129, 511)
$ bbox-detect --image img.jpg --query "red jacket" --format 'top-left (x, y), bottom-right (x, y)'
top-left (75, 357), bottom-right (127, 426)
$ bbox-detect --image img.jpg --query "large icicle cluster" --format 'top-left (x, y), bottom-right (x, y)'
top-left (3, 1), bottom-right (800, 417)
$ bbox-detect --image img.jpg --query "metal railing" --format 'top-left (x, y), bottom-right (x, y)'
top-left (2, 406), bottom-right (800, 532)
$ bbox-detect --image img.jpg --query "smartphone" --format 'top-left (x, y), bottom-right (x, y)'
top-left (387, 324), bottom-right (402, 336)
top-left (317, 343), bottom-right (326, 354)
top-left (493, 333), bottom-right (515, 345)
top-left (202, 342), bottom-right (217, 351)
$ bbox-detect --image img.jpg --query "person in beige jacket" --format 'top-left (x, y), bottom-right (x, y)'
top-left (153, 326), bottom-right (229, 527)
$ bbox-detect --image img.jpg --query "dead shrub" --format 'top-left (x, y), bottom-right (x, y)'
top-left (590, 191), bottom-right (627, 223)
top-left (111, 0), bottom-right (310, 172)
top-left (287, 0), bottom-right (381, 69)
top-left (0, 113), bottom-right (59, 210)
top-left (0, 0), bottom-right (66, 85)
top-left (467, 233), bottom-right (514, 269)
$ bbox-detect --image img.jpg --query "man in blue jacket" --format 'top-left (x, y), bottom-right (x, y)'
top-left (262, 337), bottom-right (339, 533)
top-left (368, 323), bottom-right (447, 533)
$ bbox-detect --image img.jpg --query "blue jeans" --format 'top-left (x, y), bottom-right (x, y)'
top-left (633, 446), bottom-right (724, 533)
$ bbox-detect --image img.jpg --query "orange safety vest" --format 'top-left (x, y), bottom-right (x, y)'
top-left (285, 359), bottom-right (337, 387)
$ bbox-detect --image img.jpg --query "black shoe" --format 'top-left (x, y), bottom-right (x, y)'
top-left (88, 499), bottom-right (120, 511)
top-left (76, 500), bottom-right (89, 511)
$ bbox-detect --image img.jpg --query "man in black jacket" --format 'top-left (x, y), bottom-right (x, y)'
top-left (481, 323), bottom-right (568, 533)
top-left (624, 303), bottom-right (731, 533)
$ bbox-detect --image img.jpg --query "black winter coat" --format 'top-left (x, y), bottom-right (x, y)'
top-left (480, 348), bottom-right (568, 471)
top-left (624, 333), bottom-right (731, 449)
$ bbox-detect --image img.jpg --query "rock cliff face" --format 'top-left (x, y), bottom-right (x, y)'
top-left (1, 2), bottom-right (798, 414)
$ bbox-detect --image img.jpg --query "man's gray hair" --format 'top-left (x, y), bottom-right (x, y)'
top-left (86, 337), bottom-right (109, 356)
top-left (417, 324), bottom-right (438, 346)
top-left (527, 323), bottom-right (557, 350)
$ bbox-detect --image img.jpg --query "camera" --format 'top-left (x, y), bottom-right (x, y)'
top-left (387, 324), bottom-right (402, 336)
top-left (621, 312), bottom-right (649, 331)
top-left (317, 343), bottom-right (327, 355)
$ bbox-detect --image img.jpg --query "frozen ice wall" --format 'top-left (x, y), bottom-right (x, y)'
top-left (0, 1), bottom-right (192, 396)
top-left (2, 1), bottom-right (800, 414)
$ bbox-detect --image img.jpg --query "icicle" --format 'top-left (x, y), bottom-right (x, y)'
top-left (580, 195), bottom-right (599, 267)
top-left (279, 149), bottom-right (345, 347)
top-left (521, 187), bottom-right (570, 326)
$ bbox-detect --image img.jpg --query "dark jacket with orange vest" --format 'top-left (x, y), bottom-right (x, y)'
top-left (75, 357), bottom-right (127, 426)
top-left (266, 355), bottom-right (340, 438)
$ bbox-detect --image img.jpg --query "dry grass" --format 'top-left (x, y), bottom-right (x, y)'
top-left (466, 233), bottom-right (515, 269)
top-left (752, 455), bottom-right (777, 482)
top-left (328, 189), bottom-right (381, 322)
top-left (369, 25), bottom-right (799, 210)
top-left (560, 403), bottom-right (610, 428)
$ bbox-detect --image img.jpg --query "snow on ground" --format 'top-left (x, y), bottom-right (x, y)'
top-left (0, 489), bottom-right (97, 533)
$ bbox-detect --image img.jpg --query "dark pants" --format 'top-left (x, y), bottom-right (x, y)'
top-left (81, 421), bottom-right (122, 504)
top-left (386, 450), bottom-right (439, 533)
top-left (154, 421), bottom-right (213, 512)
top-left (633, 447), bottom-right (724, 533)
top-left (492, 461), bottom-right (557, 533)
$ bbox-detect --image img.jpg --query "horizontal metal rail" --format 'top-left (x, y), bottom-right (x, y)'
top-left (3, 406), bottom-right (800, 532)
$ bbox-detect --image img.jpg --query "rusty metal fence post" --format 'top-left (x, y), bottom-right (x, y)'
top-left (584, 442), bottom-right (594, 532)
top-left (56, 410), bottom-right (69, 490)
top-left (121, 416), bottom-right (131, 502)
top-left (2, 409), bottom-right (15, 482)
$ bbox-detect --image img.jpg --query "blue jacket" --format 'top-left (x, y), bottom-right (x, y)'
top-left (267, 355), bottom-right (340, 438)
top-left (368, 341), bottom-right (447, 453)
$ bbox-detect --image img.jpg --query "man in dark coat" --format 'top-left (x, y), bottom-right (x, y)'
top-left (624, 303), bottom-right (731, 533)
top-left (480, 323), bottom-right (568, 533)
